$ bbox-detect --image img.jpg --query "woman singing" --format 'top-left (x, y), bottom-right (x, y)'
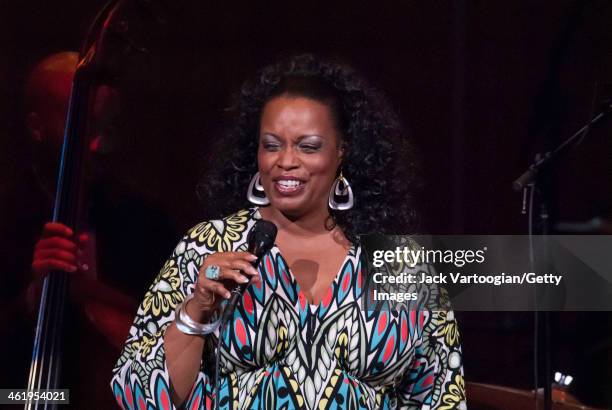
top-left (111, 54), bottom-right (465, 409)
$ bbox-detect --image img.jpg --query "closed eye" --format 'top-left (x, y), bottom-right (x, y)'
top-left (262, 143), bottom-right (281, 151)
top-left (261, 133), bottom-right (282, 151)
top-left (299, 144), bottom-right (321, 153)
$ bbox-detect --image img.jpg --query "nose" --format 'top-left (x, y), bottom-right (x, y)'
top-left (276, 146), bottom-right (299, 170)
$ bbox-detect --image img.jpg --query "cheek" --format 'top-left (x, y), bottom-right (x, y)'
top-left (257, 149), bottom-right (272, 171)
top-left (256, 150), bottom-right (277, 188)
top-left (306, 155), bottom-right (340, 184)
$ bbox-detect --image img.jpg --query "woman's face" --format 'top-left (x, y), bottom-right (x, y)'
top-left (258, 95), bottom-right (343, 219)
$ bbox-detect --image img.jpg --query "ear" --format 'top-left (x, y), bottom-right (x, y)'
top-left (26, 112), bottom-right (43, 143)
top-left (337, 138), bottom-right (345, 162)
top-left (335, 148), bottom-right (344, 174)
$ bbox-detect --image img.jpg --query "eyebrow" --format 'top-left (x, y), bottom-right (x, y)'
top-left (261, 132), bottom-right (325, 140)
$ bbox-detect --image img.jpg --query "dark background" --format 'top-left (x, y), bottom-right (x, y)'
top-left (1, 0), bottom-right (611, 407)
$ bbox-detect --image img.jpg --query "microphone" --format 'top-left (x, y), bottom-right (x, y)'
top-left (220, 219), bottom-right (277, 325)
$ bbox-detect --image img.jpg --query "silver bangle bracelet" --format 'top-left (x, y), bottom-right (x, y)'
top-left (174, 293), bottom-right (221, 336)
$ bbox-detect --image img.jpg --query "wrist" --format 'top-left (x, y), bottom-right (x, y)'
top-left (184, 297), bottom-right (213, 324)
top-left (174, 294), bottom-right (221, 336)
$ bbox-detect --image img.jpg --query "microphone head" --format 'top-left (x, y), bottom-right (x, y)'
top-left (248, 220), bottom-right (278, 257)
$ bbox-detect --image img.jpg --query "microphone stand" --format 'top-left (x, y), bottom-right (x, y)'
top-left (513, 102), bottom-right (612, 410)
top-left (513, 102), bottom-right (612, 192)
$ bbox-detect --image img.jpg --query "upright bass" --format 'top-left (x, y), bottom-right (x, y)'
top-left (25, 1), bottom-right (165, 408)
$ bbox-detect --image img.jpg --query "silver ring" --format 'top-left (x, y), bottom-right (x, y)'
top-left (205, 264), bottom-right (221, 281)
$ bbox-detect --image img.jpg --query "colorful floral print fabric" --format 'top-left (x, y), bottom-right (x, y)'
top-left (111, 208), bottom-right (466, 409)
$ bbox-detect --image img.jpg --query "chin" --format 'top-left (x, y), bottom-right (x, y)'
top-left (270, 199), bottom-right (304, 214)
top-left (267, 197), bottom-right (307, 216)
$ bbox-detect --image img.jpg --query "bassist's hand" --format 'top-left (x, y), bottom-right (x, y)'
top-left (31, 222), bottom-right (88, 278)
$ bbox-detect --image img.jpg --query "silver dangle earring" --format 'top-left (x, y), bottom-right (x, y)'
top-left (247, 172), bottom-right (269, 205)
top-left (328, 170), bottom-right (354, 210)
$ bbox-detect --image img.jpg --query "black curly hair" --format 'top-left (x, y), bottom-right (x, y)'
top-left (198, 54), bottom-right (420, 241)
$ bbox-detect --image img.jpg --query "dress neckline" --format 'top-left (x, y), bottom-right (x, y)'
top-left (274, 241), bottom-right (355, 309)
top-left (251, 206), bottom-right (356, 309)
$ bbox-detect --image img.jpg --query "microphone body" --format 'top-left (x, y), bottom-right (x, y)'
top-left (220, 220), bottom-right (277, 325)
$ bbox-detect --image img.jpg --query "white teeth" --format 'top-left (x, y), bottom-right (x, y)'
top-left (277, 180), bottom-right (302, 187)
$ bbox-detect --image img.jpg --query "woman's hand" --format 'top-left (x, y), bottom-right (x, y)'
top-left (165, 251), bottom-right (261, 405)
top-left (31, 222), bottom-right (88, 278)
top-left (185, 251), bottom-right (261, 323)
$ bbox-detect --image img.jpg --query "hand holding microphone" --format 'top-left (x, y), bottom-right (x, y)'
top-left (185, 220), bottom-right (277, 325)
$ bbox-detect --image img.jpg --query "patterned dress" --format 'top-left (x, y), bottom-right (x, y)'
top-left (111, 208), bottom-right (466, 409)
